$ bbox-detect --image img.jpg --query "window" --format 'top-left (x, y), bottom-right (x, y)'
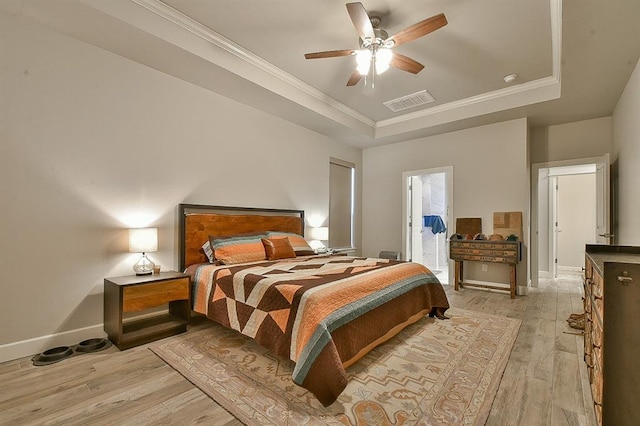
top-left (329, 158), bottom-right (355, 249)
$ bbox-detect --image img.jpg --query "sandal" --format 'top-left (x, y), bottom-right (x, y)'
top-left (568, 317), bottom-right (585, 330)
top-left (567, 312), bottom-right (585, 322)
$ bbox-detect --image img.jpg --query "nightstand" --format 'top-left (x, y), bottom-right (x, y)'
top-left (104, 271), bottom-right (190, 350)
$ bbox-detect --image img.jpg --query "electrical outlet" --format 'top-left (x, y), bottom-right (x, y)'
top-left (481, 264), bottom-right (488, 272)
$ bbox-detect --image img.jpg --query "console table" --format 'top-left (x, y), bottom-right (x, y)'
top-left (449, 240), bottom-right (521, 298)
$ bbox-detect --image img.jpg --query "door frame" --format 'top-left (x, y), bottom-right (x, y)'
top-left (531, 155), bottom-right (608, 286)
top-left (402, 166), bottom-right (454, 284)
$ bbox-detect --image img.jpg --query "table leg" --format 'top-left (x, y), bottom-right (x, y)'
top-left (509, 264), bottom-right (516, 298)
top-left (455, 261), bottom-right (463, 291)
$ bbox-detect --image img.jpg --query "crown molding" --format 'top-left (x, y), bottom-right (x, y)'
top-left (88, 0), bottom-right (562, 141)
top-left (128, 0), bottom-right (375, 128)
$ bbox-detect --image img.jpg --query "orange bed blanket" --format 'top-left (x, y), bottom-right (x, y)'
top-left (189, 255), bottom-right (449, 406)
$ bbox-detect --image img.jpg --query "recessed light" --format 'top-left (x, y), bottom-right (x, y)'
top-left (503, 74), bottom-right (518, 84)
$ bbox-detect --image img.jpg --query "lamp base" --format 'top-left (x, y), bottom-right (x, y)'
top-left (133, 253), bottom-right (155, 276)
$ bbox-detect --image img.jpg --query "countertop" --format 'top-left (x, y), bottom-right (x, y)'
top-left (586, 244), bottom-right (640, 275)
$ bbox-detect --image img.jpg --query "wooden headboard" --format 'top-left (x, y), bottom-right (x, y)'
top-left (178, 204), bottom-right (305, 271)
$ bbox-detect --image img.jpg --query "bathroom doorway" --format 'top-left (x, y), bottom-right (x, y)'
top-left (402, 167), bottom-right (453, 285)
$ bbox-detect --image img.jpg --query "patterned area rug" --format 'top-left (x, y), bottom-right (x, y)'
top-left (150, 308), bottom-right (520, 425)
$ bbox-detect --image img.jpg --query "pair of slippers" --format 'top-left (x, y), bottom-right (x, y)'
top-left (567, 312), bottom-right (585, 330)
top-left (31, 338), bottom-right (112, 366)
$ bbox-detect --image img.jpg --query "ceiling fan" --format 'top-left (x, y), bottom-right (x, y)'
top-left (304, 2), bottom-right (447, 87)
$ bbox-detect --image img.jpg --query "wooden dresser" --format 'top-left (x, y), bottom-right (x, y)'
top-left (450, 239), bottom-right (521, 298)
top-left (583, 245), bottom-right (640, 426)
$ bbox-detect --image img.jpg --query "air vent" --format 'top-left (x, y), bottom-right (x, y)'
top-left (383, 90), bottom-right (435, 112)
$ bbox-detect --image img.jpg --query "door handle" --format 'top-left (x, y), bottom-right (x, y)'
top-left (598, 233), bottom-right (615, 238)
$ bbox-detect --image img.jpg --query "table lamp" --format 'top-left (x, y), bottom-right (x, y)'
top-left (129, 227), bottom-right (157, 275)
top-left (309, 226), bottom-right (329, 253)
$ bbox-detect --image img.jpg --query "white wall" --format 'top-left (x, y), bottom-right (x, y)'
top-left (530, 117), bottom-right (612, 164)
top-left (362, 118), bottom-right (529, 287)
top-left (0, 13), bottom-right (361, 361)
top-left (612, 58), bottom-right (640, 245)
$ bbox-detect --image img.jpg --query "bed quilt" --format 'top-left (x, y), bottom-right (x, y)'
top-left (190, 255), bottom-right (449, 406)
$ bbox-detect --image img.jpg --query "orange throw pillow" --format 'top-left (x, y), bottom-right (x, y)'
top-left (262, 237), bottom-right (297, 260)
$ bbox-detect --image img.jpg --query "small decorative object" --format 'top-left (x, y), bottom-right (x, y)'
top-left (489, 234), bottom-right (505, 241)
top-left (473, 233), bottom-right (487, 240)
top-left (129, 227), bottom-right (158, 275)
top-left (153, 264), bottom-right (161, 274)
top-left (505, 234), bottom-right (519, 241)
top-left (450, 233), bottom-right (464, 240)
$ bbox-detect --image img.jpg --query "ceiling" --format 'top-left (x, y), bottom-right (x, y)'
top-left (12, 0), bottom-right (640, 148)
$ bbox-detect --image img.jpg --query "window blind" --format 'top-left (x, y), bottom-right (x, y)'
top-left (329, 159), bottom-right (355, 249)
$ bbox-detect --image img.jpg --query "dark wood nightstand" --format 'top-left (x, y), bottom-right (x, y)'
top-left (104, 271), bottom-right (190, 350)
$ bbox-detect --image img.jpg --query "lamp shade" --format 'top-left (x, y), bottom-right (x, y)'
top-left (356, 49), bottom-right (372, 75)
top-left (310, 226), bottom-right (329, 241)
top-left (375, 48), bottom-right (392, 74)
top-left (129, 228), bottom-right (158, 253)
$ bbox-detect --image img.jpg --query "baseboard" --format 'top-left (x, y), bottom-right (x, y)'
top-left (538, 270), bottom-right (552, 279)
top-left (0, 324), bottom-right (107, 364)
top-left (557, 266), bottom-right (583, 274)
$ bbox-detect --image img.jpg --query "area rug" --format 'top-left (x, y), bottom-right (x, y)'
top-left (150, 308), bottom-right (520, 425)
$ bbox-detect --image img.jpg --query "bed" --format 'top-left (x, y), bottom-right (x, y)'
top-left (178, 204), bottom-right (450, 406)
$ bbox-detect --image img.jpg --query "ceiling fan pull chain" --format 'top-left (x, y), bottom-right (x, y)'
top-left (372, 61), bottom-right (376, 88)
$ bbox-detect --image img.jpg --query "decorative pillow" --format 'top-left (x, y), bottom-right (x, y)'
top-left (262, 237), bottom-right (297, 260)
top-left (266, 231), bottom-right (315, 256)
top-left (207, 232), bottom-right (265, 263)
top-left (202, 240), bottom-right (215, 263)
top-left (210, 234), bottom-right (267, 265)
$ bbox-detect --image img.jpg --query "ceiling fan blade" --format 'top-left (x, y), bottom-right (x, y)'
top-left (389, 13), bottom-right (448, 47)
top-left (304, 49), bottom-right (355, 59)
top-left (390, 53), bottom-right (425, 74)
top-left (346, 2), bottom-right (374, 42)
top-left (347, 70), bottom-right (363, 86)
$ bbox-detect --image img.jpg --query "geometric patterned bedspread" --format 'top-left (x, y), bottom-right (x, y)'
top-left (190, 255), bottom-right (449, 406)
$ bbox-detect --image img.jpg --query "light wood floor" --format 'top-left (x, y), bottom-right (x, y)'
top-left (0, 276), bottom-right (595, 426)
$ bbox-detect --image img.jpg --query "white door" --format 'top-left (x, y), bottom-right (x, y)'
top-left (410, 176), bottom-right (423, 262)
top-left (595, 153), bottom-right (612, 244)
top-left (556, 174), bottom-right (597, 270)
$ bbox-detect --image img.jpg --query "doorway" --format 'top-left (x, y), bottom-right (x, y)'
top-left (531, 154), bottom-right (610, 285)
top-left (402, 167), bottom-right (453, 285)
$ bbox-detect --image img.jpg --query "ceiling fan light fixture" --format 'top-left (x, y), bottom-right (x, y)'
top-left (304, 3), bottom-right (447, 87)
top-left (375, 48), bottom-right (392, 74)
top-left (356, 49), bottom-right (372, 75)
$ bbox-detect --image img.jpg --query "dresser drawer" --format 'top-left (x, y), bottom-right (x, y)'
top-left (591, 358), bottom-right (603, 408)
top-left (592, 321), bottom-right (603, 353)
top-left (584, 257), bottom-right (593, 281)
top-left (449, 240), bottom-right (520, 263)
top-left (123, 278), bottom-right (189, 313)
top-left (592, 271), bottom-right (604, 300)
